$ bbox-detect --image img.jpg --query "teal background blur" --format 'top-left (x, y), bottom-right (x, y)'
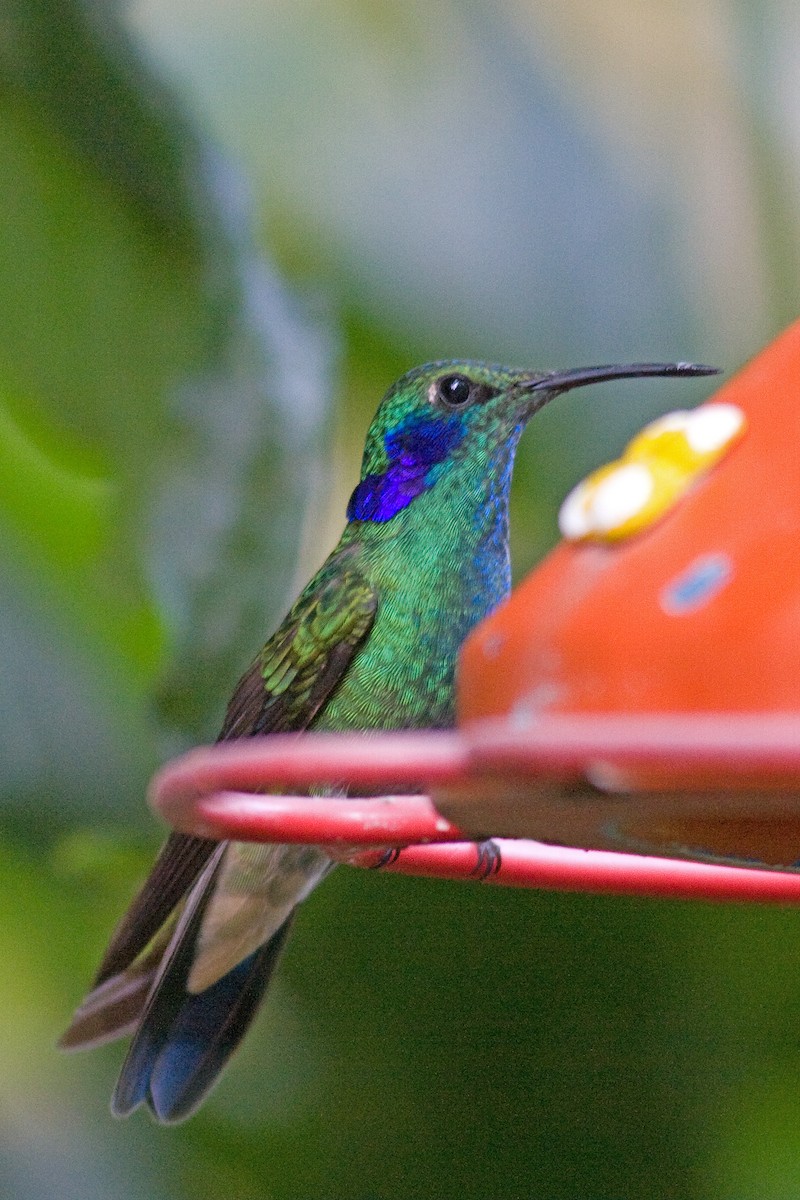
top-left (3, 2), bottom-right (800, 1196)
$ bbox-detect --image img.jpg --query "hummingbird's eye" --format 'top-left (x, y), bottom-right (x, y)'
top-left (436, 375), bottom-right (474, 408)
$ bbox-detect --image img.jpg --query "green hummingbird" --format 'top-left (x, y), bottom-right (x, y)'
top-left (61, 358), bottom-right (716, 1122)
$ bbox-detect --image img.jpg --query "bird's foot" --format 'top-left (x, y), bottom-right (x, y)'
top-left (326, 844), bottom-right (403, 869)
top-left (470, 839), bottom-right (502, 880)
top-left (367, 846), bottom-right (404, 870)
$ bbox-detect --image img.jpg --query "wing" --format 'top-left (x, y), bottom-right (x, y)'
top-left (218, 543), bottom-right (378, 738)
top-left (62, 546), bottom-right (377, 1045)
top-left (90, 833), bottom-right (215, 987)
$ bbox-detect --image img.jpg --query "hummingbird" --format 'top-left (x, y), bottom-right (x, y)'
top-left (61, 358), bottom-right (717, 1122)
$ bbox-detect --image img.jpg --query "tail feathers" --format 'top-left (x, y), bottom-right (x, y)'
top-left (61, 835), bottom-right (217, 1051)
top-left (147, 924), bottom-right (292, 1123)
top-left (111, 845), bottom-right (293, 1123)
top-left (111, 844), bottom-right (225, 1118)
top-left (59, 954), bottom-right (159, 1052)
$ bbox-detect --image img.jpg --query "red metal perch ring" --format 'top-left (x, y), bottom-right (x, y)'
top-left (148, 725), bottom-right (800, 905)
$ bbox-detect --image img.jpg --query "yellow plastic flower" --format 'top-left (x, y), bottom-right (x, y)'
top-left (558, 403), bottom-right (746, 542)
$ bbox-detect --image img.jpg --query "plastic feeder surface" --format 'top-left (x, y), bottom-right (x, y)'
top-left (448, 320), bottom-right (800, 867)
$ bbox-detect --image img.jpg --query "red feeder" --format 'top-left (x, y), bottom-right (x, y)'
top-left (150, 320), bottom-right (800, 901)
top-left (451, 318), bottom-right (800, 869)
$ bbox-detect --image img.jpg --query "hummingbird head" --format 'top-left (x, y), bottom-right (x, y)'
top-left (347, 359), bottom-right (719, 523)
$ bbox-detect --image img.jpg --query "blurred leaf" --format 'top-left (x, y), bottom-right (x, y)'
top-left (0, 0), bottom-right (335, 824)
top-left (0, 0), bottom-right (212, 257)
top-left (0, 392), bottom-right (111, 569)
top-left (51, 827), bottom-right (152, 899)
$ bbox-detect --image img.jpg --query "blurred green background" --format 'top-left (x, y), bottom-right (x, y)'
top-left (3, 1), bottom-right (800, 1196)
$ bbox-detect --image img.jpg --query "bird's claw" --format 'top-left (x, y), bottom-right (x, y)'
top-left (470, 839), bottom-right (502, 880)
top-left (368, 846), bottom-right (404, 870)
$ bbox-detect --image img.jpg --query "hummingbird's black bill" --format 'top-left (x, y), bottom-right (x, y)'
top-left (525, 362), bottom-right (721, 394)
